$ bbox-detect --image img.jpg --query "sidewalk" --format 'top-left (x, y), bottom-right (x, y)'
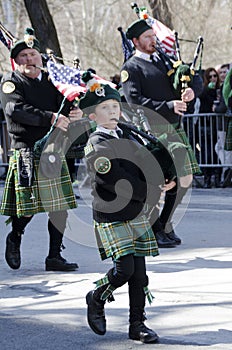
top-left (0, 185), bottom-right (232, 349)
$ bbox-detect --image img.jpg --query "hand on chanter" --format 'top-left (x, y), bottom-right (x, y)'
top-left (161, 179), bottom-right (176, 192)
top-left (68, 106), bottom-right (83, 122)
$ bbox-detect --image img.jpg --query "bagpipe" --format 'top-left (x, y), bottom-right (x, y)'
top-left (118, 111), bottom-right (188, 181)
top-left (118, 3), bottom-right (204, 98)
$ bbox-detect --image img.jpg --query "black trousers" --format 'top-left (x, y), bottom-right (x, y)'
top-left (107, 254), bottom-right (148, 324)
top-left (11, 210), bottom-right (68, 258)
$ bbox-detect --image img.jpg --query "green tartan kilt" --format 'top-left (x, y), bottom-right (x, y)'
top-left (225, 117), bottom-right (232, 150)
top-left (0, 150), bottom-right (77, 217)
top-left (94, 215), bottom-right (159, 261)
top-left (153, 125), bottom-right (201, 176)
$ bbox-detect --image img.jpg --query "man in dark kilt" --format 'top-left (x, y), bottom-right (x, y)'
top-left (79, 71), bottom-right (178, 343)
top-left (121, 19), bottom-right (202, 248)
top-left (0, 28), bottom-right (80, 271)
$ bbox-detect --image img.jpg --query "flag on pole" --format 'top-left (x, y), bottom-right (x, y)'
top-left (148, 17), bottom-right (175, 55)
top-left (46, 60), bottom-right (86, 101)
top-left (47, 60), bottom-right (116, 101)
top-left (0, 27), bottom-right (15, 70)
top-left (0, 28), bottom-right (11, 49)
top-left (117, 27), bottom-right (134, 62)
top-left (138, 7), bottom-right (175, 56)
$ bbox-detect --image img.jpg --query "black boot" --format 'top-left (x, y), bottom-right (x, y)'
top-left (45, 254), bottom-right (78, 271)
top-left (162, 222), bottom-right (181, 245)
top-left (86, 290), bottom-right (106, 335)
top-left (129, 307), bottom-right (159, 343)
top-left (149, 215), bottom-right (176, 248)
top-left (46, 219), bottom-right (78, 271)
top-left (154, 230), bottom-right (177, 248)
top-left (5, 231), bottom-right (22, 269)
top-left (129, 321), bottom-right (159, 343)
top-left (159, 186), bottom-right (187, 245)
top-left (5, 216), bottom-right (33, 270)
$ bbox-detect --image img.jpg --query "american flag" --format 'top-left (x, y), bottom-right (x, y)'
top-left (0, 28), bottom-right (11, 49)
top-left (147, 16), bottom-right (175, 56)
top-left (117, 27), bottom-right (134, 62)
top-left (47, 60), bottom-right (116, 101)
top-left (0, 27), bottom-right (15, 70)
top-left (47, 60), bottom-right (86, 101)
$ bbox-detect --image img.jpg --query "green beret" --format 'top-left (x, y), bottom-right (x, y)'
top-left (79, 71), bottom-right (121, 111)
top-left (10, 27), bottom-right (40, 59)
top-left (126, 19), bottom-right (152, 40)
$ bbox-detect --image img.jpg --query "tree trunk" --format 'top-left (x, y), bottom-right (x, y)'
top-left (148, 0), bottom-right (174, 29)
top-left (23, 0), bottom-right (63, 60)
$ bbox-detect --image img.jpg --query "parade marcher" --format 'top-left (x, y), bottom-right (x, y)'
top-left (80, 71), bottom-right (177, 343)
top-left (0, 28), bottom-right (80, 271)
top-left (121, 19), bottom-right (202, 247)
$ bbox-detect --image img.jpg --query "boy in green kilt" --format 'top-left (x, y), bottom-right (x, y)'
top-left (80, 72), bottom-right (177, 343)
top-left (0, 28), bottom-right (81, 271)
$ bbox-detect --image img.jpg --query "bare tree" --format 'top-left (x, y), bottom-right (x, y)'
top-left (148, 0), bottom-right (174, 29)
top-left (1, 0), bottom-right (232, 76)
top-left (23, 0), bottom-right (63, 60)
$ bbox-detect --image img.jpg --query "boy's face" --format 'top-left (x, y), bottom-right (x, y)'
top-left (90, 99), bottom-right (121, 129)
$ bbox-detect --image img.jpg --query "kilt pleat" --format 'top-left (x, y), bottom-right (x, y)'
top-left (0, 151), bottom-right (77, 217)
top-left (94, 216), bottom-right (159, 261)
top-left (153, 125), bottom-right (201, 176)
top-left (175, 128), bottom-right (201, 175)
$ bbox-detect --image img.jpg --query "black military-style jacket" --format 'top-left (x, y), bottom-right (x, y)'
top-left (0, 70), bottom-right (66, 149)
top-left (85, 127), bottom-right (164, 223)
top-left (121, 55), bottom-right (203, 127)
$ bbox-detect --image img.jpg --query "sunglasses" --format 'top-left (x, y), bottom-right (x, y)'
top-left (209, 74), bottom-right (217, 78)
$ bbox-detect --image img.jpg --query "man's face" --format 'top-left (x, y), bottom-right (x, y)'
top-left (14, 48), bottom-right (43, 78)
top-left (90, 99), bottom-right (121, 129)
top-left (133, 29), bottom-right (156, 55)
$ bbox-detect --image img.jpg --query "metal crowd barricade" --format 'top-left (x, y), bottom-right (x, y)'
top-left (1, 114), bottom-right (232, 177)
top-left (183, 112), bottom-right (232, 168)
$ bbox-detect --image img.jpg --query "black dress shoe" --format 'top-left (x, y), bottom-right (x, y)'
top-left (5, 232), bottom-right (21, 270)
top-left (45, 255), bottom-right (78, 271)
top-left (166, 229), bottom-right (181, 245)
top-left (129, 321), bottom-right (159, 343)
top-left (155, 231), bottom-right (177, 248)
top-left (86, 290), bottom-right (106, 335)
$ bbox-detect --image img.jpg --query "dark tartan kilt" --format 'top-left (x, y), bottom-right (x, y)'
top-left (153, 125), bottom-right (201, 176)
top-left (94, 215), bottom-right (159, 261)
top-left (225, 117), bottom-right (232, 151)
top-left (0, 151), bottom-right (77, 217)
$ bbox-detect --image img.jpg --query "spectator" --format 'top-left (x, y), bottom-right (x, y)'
top-left (198, 67), bottom-right (221, 188)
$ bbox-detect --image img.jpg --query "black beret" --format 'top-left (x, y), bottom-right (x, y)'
top-left (79, 83), bottom-right (121, 111)
top-left (126, 19), bottom-right (152, 40)
top-left (10, 28), bottom-right (40, 59)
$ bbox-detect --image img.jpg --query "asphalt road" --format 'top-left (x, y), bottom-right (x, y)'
top-left (0, 184), bottom-right (232, 350)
